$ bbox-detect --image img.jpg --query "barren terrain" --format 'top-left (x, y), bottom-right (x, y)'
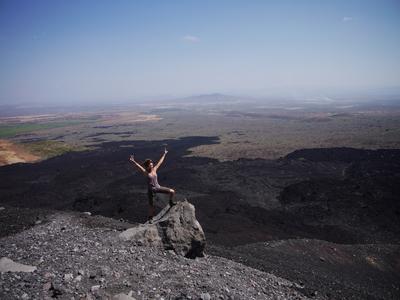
top-left (0, 140), bottom-right (40, 166)
top-left (1, 99), bottom-right (400, 164)
top-left (1, 97), bottom-right (400, 299)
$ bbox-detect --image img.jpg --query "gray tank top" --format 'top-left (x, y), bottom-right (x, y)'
top-left (147, 172), bottom-right (159, 189)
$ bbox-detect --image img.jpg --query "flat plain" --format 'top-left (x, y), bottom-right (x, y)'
top-left (1, 97), bottom-right (400, 164)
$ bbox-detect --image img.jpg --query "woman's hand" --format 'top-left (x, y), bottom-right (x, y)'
top-left (164, 147), bottom-right (168, 155)
top-left (129, 154), bottom-right (146, 173)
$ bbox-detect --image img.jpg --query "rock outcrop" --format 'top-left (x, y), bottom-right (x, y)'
top-left (119, 199), bottom-right (206, 258)
top-left (0, 257), bottom-right (37, 273)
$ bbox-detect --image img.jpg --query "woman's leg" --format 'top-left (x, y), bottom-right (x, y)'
top-left (154, 186), bottom-right (176, 206)
top-left (148, 190), bottom-right (155, 221)
top-left (169, 188), bottom-right (176, 205)
top-left (149, 205), bottom-right (155, 220)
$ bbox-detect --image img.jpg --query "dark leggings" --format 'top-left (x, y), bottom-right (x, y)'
top-left (147, 186), bottom-right (172, 206)
top-left (147, 186), bottom-right (175, 219)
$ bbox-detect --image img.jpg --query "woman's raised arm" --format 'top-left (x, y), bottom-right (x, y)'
top-left (155, 148), bottom-right (168, 170)
top-left (129, 154), bottom-right (147, 174)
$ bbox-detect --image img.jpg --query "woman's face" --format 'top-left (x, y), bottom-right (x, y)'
top-left (147, 162), bottom-right (154, 171)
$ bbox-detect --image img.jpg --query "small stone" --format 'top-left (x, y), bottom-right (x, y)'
top-left (74, 275), bottom-right (82, 282)
top-left (21, 293), bottom-right (29, 300)
top-left (43, 282), bottom-right (52, 291)
top-left (91, 285), bottom-right (101, 293)
top-left (64, 273), bottom-right (74, 281)
top-left (113, 293), bottom-right (137, 300)
top-left (100, 266), bottom-right (110, 276)
top-left (78, 269), bottom-right (85, 276)
top-left (123, 279), bottom-right (131, 287)
top-left (114, 271), bottom-right (121, 279)
top-left (85, 292), bottom-right (94, 300)
top-left (0, 206), bottom-right (5, 210)
top-left (200, 293), bottom-right (211, 300)
top-left (83, 212), bottom-right (92, 216)
top-left (44, 272), bottom-right (55, 278)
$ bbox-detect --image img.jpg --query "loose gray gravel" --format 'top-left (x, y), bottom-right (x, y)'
top-left (0, 212), bottom-right (311, 300)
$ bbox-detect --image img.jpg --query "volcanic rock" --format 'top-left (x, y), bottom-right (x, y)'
top-left (113, 292), bottom-right (137, 300)
top-left (119, 200), bottom-right (206, 258)
top-left (0, 257), bottom-right (37, 273)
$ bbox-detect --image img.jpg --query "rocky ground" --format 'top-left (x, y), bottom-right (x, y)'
top-left (1, 140), bottom-right (399, 247)
top-left (0, 209), bottom-right (310, 300)
top-left (210, 241), bottom-right (400, 299)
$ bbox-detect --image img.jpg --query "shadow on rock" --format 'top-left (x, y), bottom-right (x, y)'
top-left (119, 200), bottom-right (206, 258)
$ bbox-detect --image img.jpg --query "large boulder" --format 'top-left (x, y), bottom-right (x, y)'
top-left (119, 200), bottom-right (206, 258)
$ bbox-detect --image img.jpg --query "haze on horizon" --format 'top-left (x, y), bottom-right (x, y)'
top-left (0, 0), bottom-right (399, 105)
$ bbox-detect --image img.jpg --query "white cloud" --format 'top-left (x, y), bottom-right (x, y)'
top-left (182, 35), bottom-right (200, 43)
top-left (342, 16), bottom-right (353, 22)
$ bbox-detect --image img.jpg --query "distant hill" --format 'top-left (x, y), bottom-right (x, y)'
top-left (170, 93), bottom-right (251, 104)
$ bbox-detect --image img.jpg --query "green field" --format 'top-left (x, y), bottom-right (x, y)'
top-left (0, 120), bottom-right (92, 138)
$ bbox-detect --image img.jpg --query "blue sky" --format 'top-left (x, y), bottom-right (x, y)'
top-left (0, 0), bottom-right (399, 104)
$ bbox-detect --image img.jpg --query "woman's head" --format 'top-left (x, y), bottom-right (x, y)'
top-left (143, 159), bottom-right (154, 171)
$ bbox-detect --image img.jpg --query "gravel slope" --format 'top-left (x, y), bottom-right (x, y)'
top-left (0, 211), bottom-right (310, 300)
top-left (209, 240), bottom-right (400, 300)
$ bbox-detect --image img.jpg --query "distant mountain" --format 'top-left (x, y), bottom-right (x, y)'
top-left (170, 93), bottom-right (250, 104)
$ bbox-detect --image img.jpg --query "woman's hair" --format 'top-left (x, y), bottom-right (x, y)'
top-left (143, 159), bottom-right (153, 170)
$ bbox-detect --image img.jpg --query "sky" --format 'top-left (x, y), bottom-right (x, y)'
top-left (0, 0), bottom-right (399, 104)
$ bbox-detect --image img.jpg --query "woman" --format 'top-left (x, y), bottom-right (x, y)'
top-left (129, 147), bottom-right (176, 222)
